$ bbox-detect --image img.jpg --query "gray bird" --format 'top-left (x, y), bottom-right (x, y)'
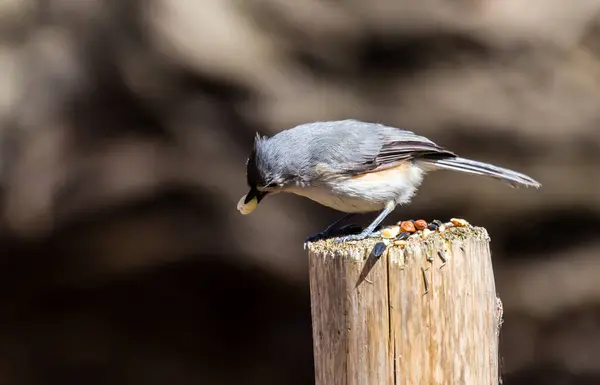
top-left (237, 119), bottom-right (541, 243)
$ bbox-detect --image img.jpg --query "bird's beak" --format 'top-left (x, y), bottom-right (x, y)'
top-left (245, 186), bottom-right (268, 204)
top-left (237, 187), bottom-right (269, 215)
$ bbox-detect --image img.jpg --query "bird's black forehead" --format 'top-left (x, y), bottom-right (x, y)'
top-left (246, 150), bottom-right (265, 187)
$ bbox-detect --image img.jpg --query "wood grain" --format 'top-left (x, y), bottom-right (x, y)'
top-left (307, 226), bottom-right (501, 385)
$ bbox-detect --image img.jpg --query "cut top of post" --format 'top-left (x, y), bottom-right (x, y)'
top-left (306, 224), bottom-right (501, 385)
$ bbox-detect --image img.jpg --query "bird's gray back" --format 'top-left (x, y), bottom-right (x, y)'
top-left (256, 120), bottom-right (379, 183)
top-left (255, 119), bottom-right (446, 186)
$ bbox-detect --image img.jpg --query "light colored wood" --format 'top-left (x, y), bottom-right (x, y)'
top-left (307, 225), bottom-right (502, 385)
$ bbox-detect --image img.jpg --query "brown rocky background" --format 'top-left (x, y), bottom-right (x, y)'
top-left (1, 0), bottom-right (600, 384)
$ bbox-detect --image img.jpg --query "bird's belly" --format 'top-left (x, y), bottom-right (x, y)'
top-left (286, 165), bottom-right (425, 213)
top-left (288, 186), bottom-right (385, 213)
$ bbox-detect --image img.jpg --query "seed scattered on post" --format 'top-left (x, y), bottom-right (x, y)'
top-left (437, 250), bottom-right (447, 269)
top-left (451, 218), bottom-right (470, 227)
top-left (400, 221), bottom-right (416, 233)
top-left (372, 242), bottom-right (387, 258)
top-left (396, 232), bottom-right (410, 241)
top-left (381, 226), bottom-right (400, 239)
top-left (421, 267), bottom-right (429, 296)
top-left (414, 219), bottom-right (428, 230)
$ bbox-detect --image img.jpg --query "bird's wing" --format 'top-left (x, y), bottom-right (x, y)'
top-left (293, 120), bottom-right (456, 178)
top-left (375, 130), bottom-right (456, 165)
top-left (342, 123), bottom-right (457, 175)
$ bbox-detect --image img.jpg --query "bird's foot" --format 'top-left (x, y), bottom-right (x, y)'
top-left (304, 232), bottom-right (329, 248)
top-left (303, 224), bottom-right (363, 249)
top-left (334, 234), bottom-right (366, 243)
top-left (334, 230), bottom-right (381, 243)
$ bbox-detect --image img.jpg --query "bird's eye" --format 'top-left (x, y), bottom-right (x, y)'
top-left (264, 182), bottom-right (278, 188)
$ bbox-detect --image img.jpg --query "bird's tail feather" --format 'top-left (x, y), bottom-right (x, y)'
top-left (426, 157), bottom-right (541, 188)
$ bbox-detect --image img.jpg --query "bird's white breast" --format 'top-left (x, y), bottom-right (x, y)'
top-left (286, 164), bottom-right (426, 213)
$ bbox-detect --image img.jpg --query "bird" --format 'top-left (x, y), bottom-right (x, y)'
top-left (237, 119), bottom-right (541, 243)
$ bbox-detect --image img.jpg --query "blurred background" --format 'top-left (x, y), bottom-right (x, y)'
top-left (1, 0), bottom-right (599, 384)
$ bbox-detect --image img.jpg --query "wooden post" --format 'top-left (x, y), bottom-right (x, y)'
top-left (307, 225), bottom-right (502, 385)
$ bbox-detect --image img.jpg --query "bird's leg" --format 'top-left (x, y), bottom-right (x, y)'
top-left (304, 213), bottom-right (356, 244)
top-left (335, 201), bottom-right (396, 243)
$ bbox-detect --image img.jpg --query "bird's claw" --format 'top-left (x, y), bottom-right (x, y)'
top-left (304, 230), bottom-right (336, 249)
top-left (304, 233), bottom-right (326, 244)
top-left (304, 224), bottom-right (364, 249)
top-left (334, 235), bottom-right (364, 243)
top-left (303, 233), bottom-right (327, 249)
top-left (334, 230), bottom-right (380, 243)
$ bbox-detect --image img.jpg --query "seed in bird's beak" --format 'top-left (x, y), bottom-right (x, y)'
top-left (237, 195), bottom-right (258, 215)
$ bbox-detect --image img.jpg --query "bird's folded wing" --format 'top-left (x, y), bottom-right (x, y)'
top-left (348, 129), bottom-right (457, 175)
